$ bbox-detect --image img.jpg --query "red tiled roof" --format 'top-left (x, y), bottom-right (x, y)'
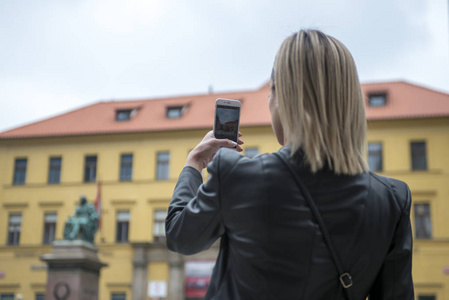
top-left (1, 81), bottom-right (448, 139)
top-left (362, 81), bottom-right (449, 120)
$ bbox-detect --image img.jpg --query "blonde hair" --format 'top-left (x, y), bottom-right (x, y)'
top-left (273, 29), bottom-right (368, 175)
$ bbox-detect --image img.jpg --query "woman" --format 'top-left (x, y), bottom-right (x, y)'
top-left (166, 30), bottom-right (414, 300)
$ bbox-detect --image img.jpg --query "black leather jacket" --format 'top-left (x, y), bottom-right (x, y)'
top-left (166, 147), bottom-right (414, 300)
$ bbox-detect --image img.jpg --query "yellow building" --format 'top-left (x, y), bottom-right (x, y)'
top-left (0, 81), bottom-right (449, 300)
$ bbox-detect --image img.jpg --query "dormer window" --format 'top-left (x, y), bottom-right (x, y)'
top-left (368, 93), bottom-right (387, 107)
top-left (116, 108), bottom-right (139, 122)
top-left (166, 106), bottom-right (186, 119)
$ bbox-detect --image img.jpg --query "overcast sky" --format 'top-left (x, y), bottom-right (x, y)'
top-left (1, 0), bottom-right (448, 132)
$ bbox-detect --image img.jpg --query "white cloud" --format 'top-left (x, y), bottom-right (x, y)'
top-left (1, 0), bottom-right (448, 132)
top-left (381, 0), bottom-right (449, 91)
top-left (0, 78), bottom-right (92, 131)
top-left (82, 0), bottom-right (170, 34)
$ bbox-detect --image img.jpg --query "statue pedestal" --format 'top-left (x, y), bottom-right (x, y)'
top-left (41, 240), bottom-right (108, 300)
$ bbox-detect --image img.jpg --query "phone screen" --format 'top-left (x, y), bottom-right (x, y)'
top-left (214, 105), bottom-right (240, 142)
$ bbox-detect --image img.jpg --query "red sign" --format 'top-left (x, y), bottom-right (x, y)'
top-left (185, 261), bottom-right (215, 298)
top-left (185, 277), bottom-right (210, 298)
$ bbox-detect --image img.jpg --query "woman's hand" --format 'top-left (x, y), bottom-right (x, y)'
top-left (186, 131), bottom-right (244, 173)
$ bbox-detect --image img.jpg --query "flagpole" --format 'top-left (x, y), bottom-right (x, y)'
top-left (95, 180), bottom-right (103, 243)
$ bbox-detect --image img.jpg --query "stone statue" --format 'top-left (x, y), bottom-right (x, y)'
top-left (64, 195), bottom-right (98, 243)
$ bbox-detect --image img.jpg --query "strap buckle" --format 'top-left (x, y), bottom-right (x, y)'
top-left (340, 273), bottom-right (353, 288)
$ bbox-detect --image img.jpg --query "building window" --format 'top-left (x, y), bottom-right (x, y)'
top-left (116, 211), bottom-right (130, 243)
top-left (166, 106), bottom-right (185, 119)
top-left (84, 155), bottom-right (97, 182)
top-left (35, 293), bottom-right (45, 300)
top-left (116, 109), bottom-right (132, 121)
top-left (156, 152), bottom-right (170, 180)
top-left (43, 213), bottom-right (57, 244)
top-left (0, 294), bottom-right (15, 300)
top-left (120, 154), bottom-right (133, 181)
top-left (368, 93), bottom-right (387, 107)
top-left (414, 203), bottom-right (432, 239)
top-left (48, 157), bottom-right (62, 184)
top-left (116, 108), bottom-right (139, 122)
top-left (411, 141), bottom-right (427, 171)
top-left (153, 210), bottom-right (167, 242)
top-left (418, 296), bottom-right (436, 300)
top-left (111, 293), bottom-right (126, 300)
top-left (7, 214), bottom-right (22, 245)
top-left (13, 158), bottom-right (27, 185)
top-left (245, 147), bottom-right (259, 158)
top-left (116, 109), bottom-right (131, 121)
top-left (368, 142), bottom-right (383, 172)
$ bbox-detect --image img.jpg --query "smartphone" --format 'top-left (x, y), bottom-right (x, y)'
top-left (213, 98), bottom-right (241, 143)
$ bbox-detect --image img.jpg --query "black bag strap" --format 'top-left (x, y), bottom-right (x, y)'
top-left (274, 152), bottom-right (354, 300)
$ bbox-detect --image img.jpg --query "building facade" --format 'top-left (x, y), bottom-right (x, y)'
top-left (0, 81), bottom-right (449, 300)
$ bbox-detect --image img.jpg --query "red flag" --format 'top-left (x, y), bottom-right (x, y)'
top-left (94, 181), bottom-right (102, 230)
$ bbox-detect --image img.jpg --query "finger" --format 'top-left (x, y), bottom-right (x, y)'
top-left (213, 138), bottom-right (238, 149)
top-left (237, 138), bottom-right (244, 145)
top-left (238, 132), bottom-right (243, 137)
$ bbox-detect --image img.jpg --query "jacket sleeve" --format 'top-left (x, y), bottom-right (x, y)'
top-left (165, 155), bottom-right (225, 255)
top-left (369, 185), bottom-right (414, 300)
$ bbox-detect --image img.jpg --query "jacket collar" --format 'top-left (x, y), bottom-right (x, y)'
top-left (277, 146), bottom-right (334, 175)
